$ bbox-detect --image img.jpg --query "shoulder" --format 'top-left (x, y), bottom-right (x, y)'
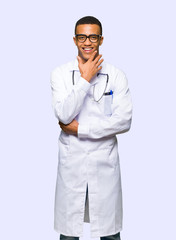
top-left (50, 60), bottom-right (75, 85)
top-left (51, 60), bottom-right (75, 75)
top-left (102, 61), bottom-right (127, 80)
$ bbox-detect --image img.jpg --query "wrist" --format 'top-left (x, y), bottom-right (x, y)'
top-left (81, 74), bottom-right (91, 82)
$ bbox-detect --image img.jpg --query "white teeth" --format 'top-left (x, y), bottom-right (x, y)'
top-left (84, 48), bottom-right (92, 50)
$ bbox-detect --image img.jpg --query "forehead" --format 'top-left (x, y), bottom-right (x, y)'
top-left (76, 24), bottom-right (101, 35)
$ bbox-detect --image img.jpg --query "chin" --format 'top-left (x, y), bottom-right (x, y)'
top-left (84, 57), bottom-right (90, 61)
top-left (83, 54), bottom-right (92, 61)
top-left (80, 56), bottom-right (89, 62)
top-left (79, 53), bottom-right (91, 62)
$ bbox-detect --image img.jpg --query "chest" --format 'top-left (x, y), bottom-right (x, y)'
top-left (69, 71), bottom-right (114, 117)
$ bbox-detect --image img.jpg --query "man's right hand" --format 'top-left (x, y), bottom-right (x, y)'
top-left (77, 51), bottom-right (104, 82)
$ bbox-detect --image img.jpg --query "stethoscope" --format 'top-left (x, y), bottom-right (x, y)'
top-left (72, 70), bottom-right (109, 102)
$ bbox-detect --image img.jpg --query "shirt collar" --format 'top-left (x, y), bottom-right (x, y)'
top-left (70, 58), bottom-right (79, 71)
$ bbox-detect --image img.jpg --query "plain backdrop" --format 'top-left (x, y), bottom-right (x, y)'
top-left (0, 0), bottom-right (176, 240)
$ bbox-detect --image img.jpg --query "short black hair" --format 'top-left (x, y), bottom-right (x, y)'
top-left (75, 16), bottom-right (102, 35)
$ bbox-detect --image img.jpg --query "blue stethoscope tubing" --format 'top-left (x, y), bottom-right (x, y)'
top-left (72, 70), bottom-right (109, 102)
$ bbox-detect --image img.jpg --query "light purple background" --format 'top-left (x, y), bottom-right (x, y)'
top-left (0, 1), bottom-right (175, 240)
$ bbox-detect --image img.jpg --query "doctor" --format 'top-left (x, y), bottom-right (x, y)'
top-left (50, 16), bottom-right (132, 240)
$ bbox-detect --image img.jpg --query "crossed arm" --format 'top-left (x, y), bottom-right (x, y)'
top-left (59, 119), bottom-right (79, 136)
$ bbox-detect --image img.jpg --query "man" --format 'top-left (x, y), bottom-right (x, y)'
top-left (50, 16), bottom-right (132, 240)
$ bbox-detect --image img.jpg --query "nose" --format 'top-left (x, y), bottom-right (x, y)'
top-left (84, 37), bottom-right (91, 45)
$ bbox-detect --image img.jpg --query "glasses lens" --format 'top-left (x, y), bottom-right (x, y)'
top-left (90, 35), bottom-right (99, 42)
top-left (77, 35), bottom-right (86, 42)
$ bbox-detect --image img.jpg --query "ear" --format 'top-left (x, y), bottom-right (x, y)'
top-left (73, 36), bottom-right (77, 46)
top-left (99, 36), bottom-right (104, 46)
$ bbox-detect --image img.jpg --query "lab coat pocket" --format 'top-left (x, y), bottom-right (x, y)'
top-left (104, 95), bottom-right (113, 116)
top-left (58, 131), bottom-right (70, 165)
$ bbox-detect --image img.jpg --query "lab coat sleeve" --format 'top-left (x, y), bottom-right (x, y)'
top-left (50, 67), bottom-right (91, 124)
top-left (78, 71), bottom-right (132, 139)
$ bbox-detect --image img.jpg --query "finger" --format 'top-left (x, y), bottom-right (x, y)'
top-left (77, 55), bottom-right (83, 65)
top-left (88, 50), bottom-right (97, 61)
top-left (59, 122), bottom-right (64, 129)
top-left (97, 66), bottom-right (103, 72)
top-left (94, 54), bottom-right (102, 64)
top-left (96, 58), bottom-right (104, 67)
top-left (60, 125), bottom-right (65, 131)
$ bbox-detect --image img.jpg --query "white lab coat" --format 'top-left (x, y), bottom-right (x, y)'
top-left (50, 59), bottom-right (132, 238)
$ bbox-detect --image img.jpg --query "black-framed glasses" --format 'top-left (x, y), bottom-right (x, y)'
top-left (75, 34), bottom-right (102, 43)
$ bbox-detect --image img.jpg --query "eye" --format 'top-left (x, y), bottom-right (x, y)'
top-left (77, 35), bottom-right (86, 41)
top-left (90, 35), bottom-right (98, 42)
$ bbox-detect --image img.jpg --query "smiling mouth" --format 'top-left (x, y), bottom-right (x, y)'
top-left (82, 47), bottom-right (94, 53)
